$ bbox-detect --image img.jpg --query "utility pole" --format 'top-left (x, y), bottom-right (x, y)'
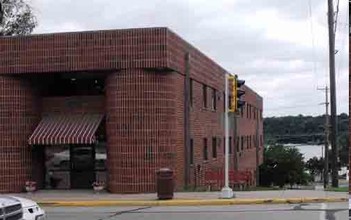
top-left (317, 86), bottom-right (329, 189)
top-left (327, 0), bottom-right (338, 187)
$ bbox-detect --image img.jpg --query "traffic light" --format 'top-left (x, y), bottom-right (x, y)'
top-left (229, 75), bottom-right (245, 113)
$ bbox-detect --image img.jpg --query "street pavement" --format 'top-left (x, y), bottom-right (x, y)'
top-left (44, 202), bottom-right (348, 220)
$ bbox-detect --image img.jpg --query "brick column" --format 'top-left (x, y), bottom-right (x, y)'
top-left (0, 76), bottom-right (39, 192)
top-left (105, 69), bottom-right (178, 193)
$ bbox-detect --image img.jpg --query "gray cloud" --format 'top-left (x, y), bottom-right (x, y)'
top-left (31, 0), bottom-right (348, 117)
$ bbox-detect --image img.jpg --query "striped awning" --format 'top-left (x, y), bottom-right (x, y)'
top-left (28, 114), bottom-right (104, 145)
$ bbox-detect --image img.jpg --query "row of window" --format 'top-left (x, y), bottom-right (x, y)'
top-left (240, 103), bottom-right (263, 120)
top-left (189, 135), bottom-right (263, 164)
top-left (190, 79), bottom-right (262, 120)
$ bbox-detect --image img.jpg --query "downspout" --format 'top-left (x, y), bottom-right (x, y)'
top-left (255, 102), bottom-right (260, 186)
top-left (184, 52), bottom-right (191, 189)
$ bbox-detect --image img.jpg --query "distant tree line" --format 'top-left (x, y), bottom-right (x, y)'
top-left (264, 113), bottom-right (348, 145)
top-left (263, 113), bottom-right (349, 167)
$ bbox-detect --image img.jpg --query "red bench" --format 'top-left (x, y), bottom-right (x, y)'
top-left (204, 170), bottom-right (252, 190)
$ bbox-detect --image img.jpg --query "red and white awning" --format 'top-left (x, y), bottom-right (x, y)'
top-left (28, 114), bottom-right (104, 145)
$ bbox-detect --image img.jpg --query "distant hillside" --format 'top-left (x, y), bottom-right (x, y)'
top-left (264, 113), bottom-right (348, 145)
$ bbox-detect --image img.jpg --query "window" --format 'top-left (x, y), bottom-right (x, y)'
top-left (241, 136), bottom-right (244, 151)
top-left (203, 138), bottom-right (208, 160)
top-left (260, 135), bottom-right (263, 146)
top-left (212, 137), bottom-right (217, 158)
top-left (229, 137), bottom-right (232, 154)
top-left (211, 88), bottom-right (217, 110)
top-left (203, 85), bottom-right (207, 108)
top-left (236, 137), bottom-right (240, 152)
top-left (249, 136), bottom-right (251, 149)
top-left (190, 139), bottom-right (194, 165)
top-left (190, 79), bottom-right (193, 107)
top-left (246, 136), bottom-right (249, 149)
top-left (249, 105), bottom-right (251, 119)
top-left (246, 104), bottom-right (249, 118)
top-left (253, 135), bottom-right (256, 147)
top-left (253, 108), bottom-right (256, 119)
top-left (146, 146), bottom-right (153, 160)
top-left (240, 107), bottom-right (244, 117)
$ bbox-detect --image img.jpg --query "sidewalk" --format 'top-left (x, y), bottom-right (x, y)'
top-left (3, 189), bottom-right (348, 207)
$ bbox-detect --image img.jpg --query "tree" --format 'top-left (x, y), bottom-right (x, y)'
top-left (0, 0), bottom-right (37, 36)
top-left (305, 157), bottom-right (324, 181)
top-left (337, 131), bottom-right (349, 167)
top-left (264, 114), bottom-right (348, 145)
top-left (259, 144), bottom-right (309, 188)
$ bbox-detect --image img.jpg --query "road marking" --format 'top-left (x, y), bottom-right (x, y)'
top-left (320, 203), bottom-right (327, 220)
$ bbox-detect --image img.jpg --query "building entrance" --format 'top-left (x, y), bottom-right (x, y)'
top-left (70, 145), bottom-right (95, 189)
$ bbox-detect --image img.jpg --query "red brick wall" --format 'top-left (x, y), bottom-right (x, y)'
top-left (236, 86), bottom-right (264, 179)
top-left (105, 69), bottom-right (178, 193)
top-left (41, 96), bottom-right (105, 115)
top-left (166, 30), bottom-right (263, 189)
top-left (0, 76), bottom-right (40, 192)
top-left (0, 28), bottom-right (168, 74)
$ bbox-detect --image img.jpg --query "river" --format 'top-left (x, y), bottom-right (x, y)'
top-left (283, 144), bottom-right (325, 162)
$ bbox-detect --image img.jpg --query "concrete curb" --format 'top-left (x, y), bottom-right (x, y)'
top-left (36, 197), bottom-right (348, 207)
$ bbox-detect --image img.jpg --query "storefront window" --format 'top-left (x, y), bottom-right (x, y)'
top-left (95, 141), bottom-right (107, 183)
top-left (45, 145), bottom-right (70, 189)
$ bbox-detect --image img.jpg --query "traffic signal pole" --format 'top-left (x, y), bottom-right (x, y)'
top-left (220, 74), bottom-right (234, 199)
top-left (221, 74), bottom-right (245, 198)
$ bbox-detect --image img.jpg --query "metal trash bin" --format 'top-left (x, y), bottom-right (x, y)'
top-left (156, 168), bottom-right (174, 200)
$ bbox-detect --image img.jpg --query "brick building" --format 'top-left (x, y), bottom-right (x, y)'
top-left (0, 27), bottom-right (263, 193)
top-left (349, 37), bottom-right (351, 193)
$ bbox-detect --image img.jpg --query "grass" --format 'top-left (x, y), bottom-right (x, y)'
top-left (325, 186), bottom-right (348, 192)
top-left (246, 186), bottom-right (281, 191)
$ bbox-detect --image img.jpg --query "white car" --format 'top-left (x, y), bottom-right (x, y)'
top-left (12, 196), bottom-right (46, 220)
top-left (0, 196), bottom-right (23, 219)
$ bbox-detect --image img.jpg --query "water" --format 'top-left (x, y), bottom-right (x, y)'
top-left (283, 144), bottom-right (348, 180)
top-left (283, 144), bottom-right (325, 162)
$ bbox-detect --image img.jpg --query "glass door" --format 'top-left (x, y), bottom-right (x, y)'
top-left (70, 145), bottom-right (95, 189)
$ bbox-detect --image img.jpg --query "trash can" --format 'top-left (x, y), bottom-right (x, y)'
top-left (156, 168), bottom-right (174, 200)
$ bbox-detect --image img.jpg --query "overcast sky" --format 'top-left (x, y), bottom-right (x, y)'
top-left (30, 0), bottom-right (349, 117)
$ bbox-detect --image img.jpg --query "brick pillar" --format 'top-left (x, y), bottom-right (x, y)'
top-left (105, 69), bottom-right (177, 193)
top-left (0, 76), bottom-right (39, 192)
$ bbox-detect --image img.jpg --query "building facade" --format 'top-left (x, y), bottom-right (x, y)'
top-left (0, 27), bottom-right (263, 193)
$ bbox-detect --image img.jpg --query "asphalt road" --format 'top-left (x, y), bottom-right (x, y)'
top-left (44, 203), bottom-right (348, 220)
